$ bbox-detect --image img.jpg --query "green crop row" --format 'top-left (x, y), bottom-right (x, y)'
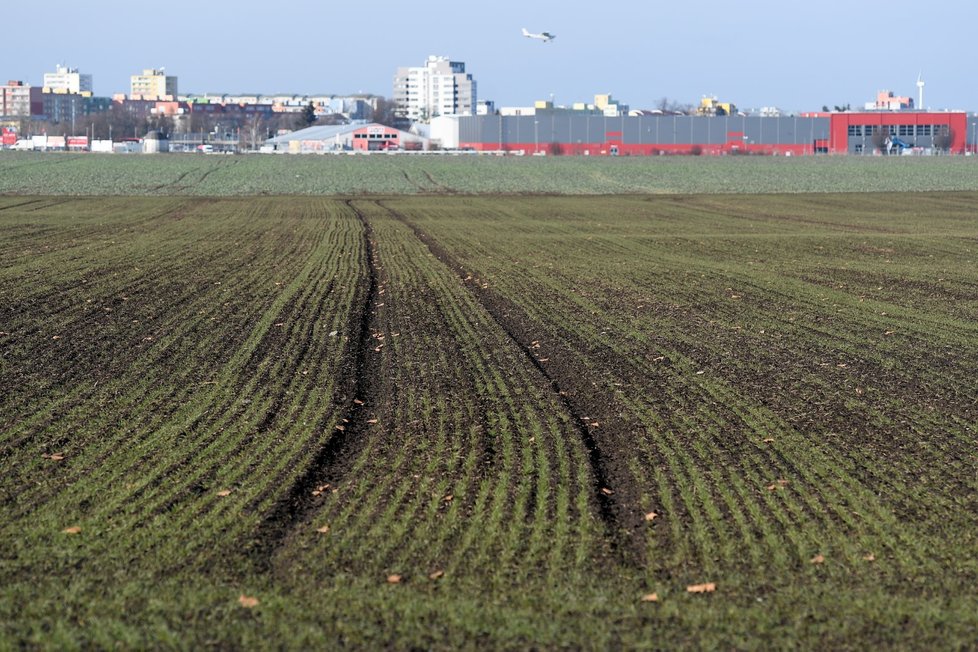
top-left (386, 193), bottom-right (978, 639)
top-left (275, 200), bottom-right (603, 591)
top-left (3, 194), bottom-right (978, 649)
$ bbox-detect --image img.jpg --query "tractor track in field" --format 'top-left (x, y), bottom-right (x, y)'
top-left (400, 171), bottom-right (426, 193)
top-left (196, 165), bottom-right (221, 186)
top-left (0, 198), bottom-right (49, 212)
top-left (248, 199), bottom-right (384, 570)
top-left (377, 201), bottom-right (643, 564)
top-left (149, 169), bottom-right (196, 192)
top-left (421, 170), bottom-right (453, 193)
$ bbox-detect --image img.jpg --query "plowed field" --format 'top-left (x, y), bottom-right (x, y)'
top-left (2, 193), bottom-right (977, 648)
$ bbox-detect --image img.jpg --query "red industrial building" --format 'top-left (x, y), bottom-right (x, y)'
top-left (351, 124), bottom-right (404, 151)
top-left (440, 111), bottom-right (971, 156)
top-left (827, 112), bottom-right (966, 155)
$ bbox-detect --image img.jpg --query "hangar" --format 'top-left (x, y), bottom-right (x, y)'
top-left (265, 123), bottom-right (428, 153)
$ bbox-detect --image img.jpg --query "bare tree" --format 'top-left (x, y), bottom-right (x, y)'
top-left (870, 125), bottom-right (891, 153)
top-left (147, 114), bottom-right (175, 137)
top-left (369, 97), bottom-right (398, 127)
top-left (933, 125), bottom-right (953, 153)
top-left (656, 97), bottom-right (689, 114)
top-left (240, 113), bottom-right (265, 150)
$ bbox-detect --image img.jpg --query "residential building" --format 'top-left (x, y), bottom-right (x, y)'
top-left (865, 90), bottom-right (914, 111)
top-left (42, 93), bottom-right (86, 124)
top-left (758, 106), bottom-right (784, 117)
top-left (178, 94), bottom-right (375, 120)
top-left (43, 65), bottom-right (93, 94)
top-left (393, 55), bottom-right (476, 122)
top-left (593, 94), bottom-right (629, 116)
top-left (1, 81), bottom-right (43, 117)
top-left (696, 96), bottom-right (738, 116)
top-left (130, 68), bottom-right (178, 101)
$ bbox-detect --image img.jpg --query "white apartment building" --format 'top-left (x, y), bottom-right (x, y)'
top-left (130, 68), bottom-right (178, 100)
top-left (43, 65), bottom-right (93, 94)
top-left (393, 55), bottom-right (476, 122)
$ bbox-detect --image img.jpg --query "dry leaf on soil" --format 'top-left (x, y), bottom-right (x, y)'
top-left (62, 526), bottom-right (82, 534)
top-left (238, 594), bottom-right (259, 608)
top-left (686, 583), bottom-right (716, 594)
top-left (640, 593), bottom-right (659, 602)
top-left (216, 489), bottom-right (232, 497)
top-left (386, 574), bottom-right (402, 584)
top-left (811, 554), bottom-right (825, 564)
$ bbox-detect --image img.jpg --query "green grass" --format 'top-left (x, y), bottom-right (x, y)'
top-left (2, 193), bottom-right (977, 648)
top-left (3, 150), bottom-right (978, 195)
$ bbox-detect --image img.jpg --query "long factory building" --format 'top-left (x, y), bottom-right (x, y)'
top-left (431, 111), bottom-right (974, 155)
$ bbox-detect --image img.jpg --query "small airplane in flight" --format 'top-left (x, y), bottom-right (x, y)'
top-left (522, 27), bottom-right (556, 42)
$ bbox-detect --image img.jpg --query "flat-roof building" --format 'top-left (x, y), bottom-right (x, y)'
top-left (44, 65), bottom-right (93, 95)
top-left (131, 68), bottom-right (178, 101)
top-left (265, 123), bottom-right (428, 153)
top-left (0, 81), bottom-right (43, 118)
top-left (431, 111), bottom-right (968, 156)
top-left (393, 56), bottom-right (476, 122)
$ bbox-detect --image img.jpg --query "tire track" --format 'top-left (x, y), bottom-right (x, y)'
top-left (421, 170), bottom-right (452, 193)
top-left (149, 169), bottom-right (196, 192)
top-left (0, 198), bottom-right (47, 212)
top-left (400, 170), bottom-right (426, 193)
top-left (378, 201), bottom-right (641, 564)
top-left (249, 199), bottom-right (383, 569)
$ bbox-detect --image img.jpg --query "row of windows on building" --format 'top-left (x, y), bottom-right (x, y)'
top-left (847, 124), bottom-right (948, 137)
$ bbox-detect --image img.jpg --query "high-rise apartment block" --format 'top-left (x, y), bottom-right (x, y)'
top-left (130, 68), bottom-right (178, 100)
top-left (43, 65), bottom-right (93, 95)
top-left (1, 81), bottom-right (42, 117)
top-left (393, 56), bottom-right (476, 122)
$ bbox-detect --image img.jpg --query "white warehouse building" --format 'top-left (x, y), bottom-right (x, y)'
top-left (393, 55), bottom-right (476, 123)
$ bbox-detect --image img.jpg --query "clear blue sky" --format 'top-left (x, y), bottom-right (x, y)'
top-left (3, 0), bottom-right (975, 112)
